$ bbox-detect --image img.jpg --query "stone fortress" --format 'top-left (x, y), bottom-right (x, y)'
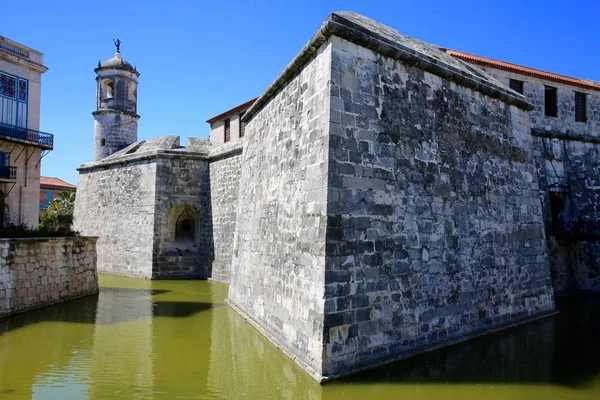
top-left (74, 12), bottom-right (600, 381)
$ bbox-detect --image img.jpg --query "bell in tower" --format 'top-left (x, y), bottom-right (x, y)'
top-left (92, 39), bottom-right (140, 161)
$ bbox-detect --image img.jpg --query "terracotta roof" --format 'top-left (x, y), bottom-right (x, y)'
top-left (40, 176), bottom-right (76, 190)
top-left (206, 98), bottom-right (258, 124)
top-left (444, 49), bottom-right (600, 92)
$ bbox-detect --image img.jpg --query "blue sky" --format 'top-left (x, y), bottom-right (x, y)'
top-left (2, 0), bottom-right (599, 185)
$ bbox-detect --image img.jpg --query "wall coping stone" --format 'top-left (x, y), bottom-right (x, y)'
top-left (242, 11), bottom-right (533, 123)
top-left (0, 236), bottom-right (98, 243)
top-left (78, 140), bottom-right (243, 172)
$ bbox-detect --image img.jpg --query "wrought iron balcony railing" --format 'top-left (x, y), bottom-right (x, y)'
top-left (0, 165), bottom-right (17, 180)
top-left (0, 122), bottom-right (53, 149)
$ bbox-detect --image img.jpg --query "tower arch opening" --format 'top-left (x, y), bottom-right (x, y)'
top-left (127, 82), bottom-right (137, 101)
top-left (102, 79), bottom-right (114, 99)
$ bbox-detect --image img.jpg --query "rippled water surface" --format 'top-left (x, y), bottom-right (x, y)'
top-left (1, 274), bottom-right (599, 399)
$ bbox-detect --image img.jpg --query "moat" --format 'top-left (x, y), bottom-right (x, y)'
top-left (0, 274), bottom-right (598, 399)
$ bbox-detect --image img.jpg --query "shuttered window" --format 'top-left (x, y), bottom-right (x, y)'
top-left (224, 118), bottom-right (231, 143)
top-left (575, 92), bottom-right (587, 122)
top-left (509, 79), bottom-right (524, 94)
top-left (240, 116), bottom-right (245, 138)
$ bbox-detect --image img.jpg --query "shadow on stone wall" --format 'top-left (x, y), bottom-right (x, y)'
top-left (336, 296), bottom-right (600, 388)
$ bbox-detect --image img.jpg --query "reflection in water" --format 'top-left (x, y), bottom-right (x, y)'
top-left (0, 275), bottom-right (599, 399)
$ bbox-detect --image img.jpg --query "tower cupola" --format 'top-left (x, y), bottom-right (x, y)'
top-left (92, 39), bottom-right (140, 161)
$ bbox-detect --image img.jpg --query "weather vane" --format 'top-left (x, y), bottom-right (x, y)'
top-left (113, 38), bottom-right (121, 52)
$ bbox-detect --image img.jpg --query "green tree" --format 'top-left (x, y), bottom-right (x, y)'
top-left (39, 191), bottom-right (76, 232)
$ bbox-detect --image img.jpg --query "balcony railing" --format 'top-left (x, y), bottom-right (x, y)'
top-left (0, 165), bottom-right (16, 180)
top-left (0, 122), bottom-right (53, 149)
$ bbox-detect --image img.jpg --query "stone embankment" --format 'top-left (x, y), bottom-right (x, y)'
top-left (0, 237), bottom-right (99, 318)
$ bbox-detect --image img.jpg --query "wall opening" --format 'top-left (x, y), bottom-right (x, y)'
top-left (176, 215), bottom-right (196, 242)
top-left (100, 138), bottom-right (106, 147)
top-left (161, 204), bottom-right (200, 253)
top-left (550, 192), bottom-right (566, 236)
top-left (102, 79), bottom-right (114, 99)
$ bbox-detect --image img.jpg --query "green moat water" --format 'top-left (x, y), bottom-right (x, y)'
top-left (0, 274), bottom-right (599, 399)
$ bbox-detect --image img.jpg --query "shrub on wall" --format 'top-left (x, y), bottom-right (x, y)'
top-left (0, 192), bottom-right (79, 238)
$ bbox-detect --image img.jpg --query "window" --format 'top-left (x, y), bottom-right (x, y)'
top-left (575, 92), bottom-right (587, 122)
top-left (545, 86), bottom-right (557, 117)
top-left (240, 115), bottom-right (245, 138)
top-left (0, 73), bottom-right (16, 98)
top-left (18, 80), bottom-right (27, 101)
top-left (224, 118), bottom-right (231, 143)
top-left (509, 79), bottom-right (524, 94)
top-left (100, 138), bottom-right (106, 147)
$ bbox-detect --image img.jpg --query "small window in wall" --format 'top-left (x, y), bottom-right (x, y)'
top-left (545, 86), bottom-right (557, 117)
top-left (224, 118), bottom-right (231, 143)
top-left (575, 92), bottom-right (587, 122)
top-left (240, 116), bottom-right (245, 138)
top-left (100, 138), bottom-right (106, 147)
top-left (509, 79), bottom-right (524, 94)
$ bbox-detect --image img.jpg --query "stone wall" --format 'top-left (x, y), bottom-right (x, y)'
top-left (0, 237), bottom-right (99, 318)
top-left (74, 160), bottom-right (157, 278)
top-left (476, 66), bottom-right (600, 294)
top-left (227, 41), bottom-right (333, 378)
top-left (153, 154), bottom-right (211, 278)
top-left (321, 36), bottom-right (555, 378)
top-left (533, 137), bottom-right (600, 293)
top-left (93, 112), bottom-right (139, 161)
top-left (207, 146), bottom-right (242, 283)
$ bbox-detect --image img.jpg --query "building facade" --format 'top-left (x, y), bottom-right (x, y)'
top-left (74, 12), bottom-right (600, 381)
top-left (0, 36), bottom-right (53, 227)
top-left (445, 50), bottom-right (600, 294)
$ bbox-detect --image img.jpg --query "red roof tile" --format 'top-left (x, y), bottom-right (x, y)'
top-left (40, 176), bottom-right (76, 190)
top-left (206, 98), bottom-right (258, 124)
top-left (444, 49), bottom-right (600, 92)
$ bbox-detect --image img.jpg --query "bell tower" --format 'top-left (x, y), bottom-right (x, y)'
top-left (93, 39), bottom-right (140, 161)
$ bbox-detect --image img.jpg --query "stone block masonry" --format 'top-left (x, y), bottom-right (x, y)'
top-left (208, 146), bottom-right (242, 283)
top-left (75, 159), bottom-right (157, 278)
top-left (227, 39), bottom-right (333, 377)
top-left (228, 11), bottom-right (555, 381)
top-left (0, 237), bottom-right (99, 319)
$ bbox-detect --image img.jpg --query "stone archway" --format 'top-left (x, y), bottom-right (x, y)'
top-left (161, 204), bottom-right (200, 253)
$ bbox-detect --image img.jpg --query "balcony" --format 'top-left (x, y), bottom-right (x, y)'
top-left (0, 122), bottom-right (53, 149)
top-left (0, 37), bottom-right (45, 66)
top-left (0, 165), bottom-right (16, 182)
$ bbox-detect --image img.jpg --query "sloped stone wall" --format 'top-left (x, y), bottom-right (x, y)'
top-left (227, 41), bottom-right (333, 379)
top-left (0, 237), bottom-right (98, 318)
top-left (208, 146), bottom-right (242, 283)
top-left (322, 37), bottom-right (555, 378)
